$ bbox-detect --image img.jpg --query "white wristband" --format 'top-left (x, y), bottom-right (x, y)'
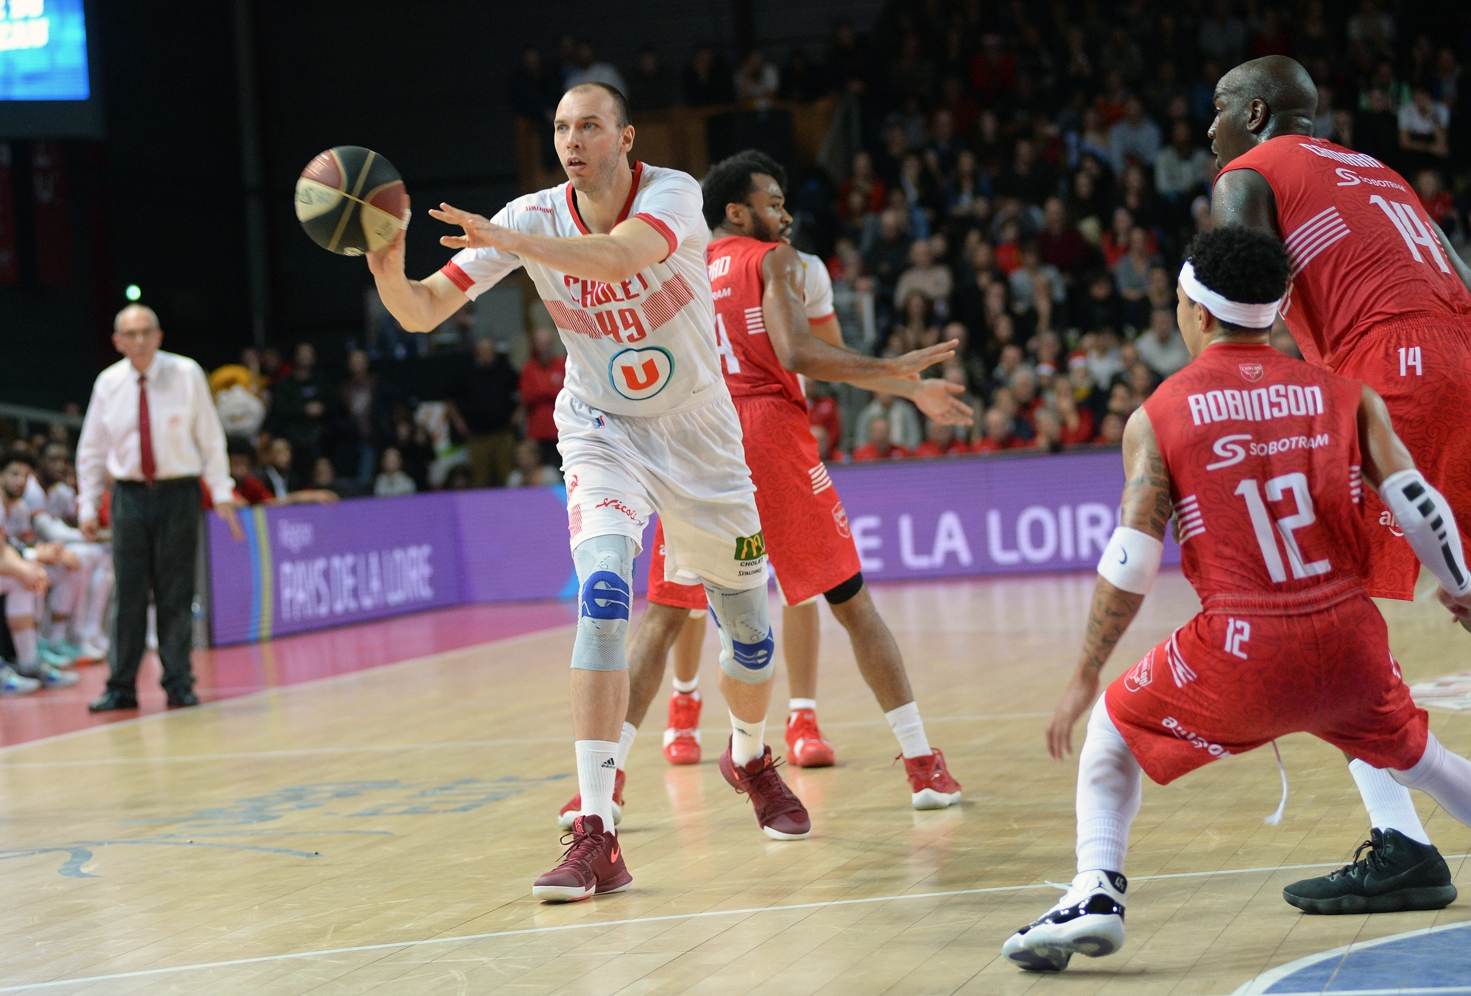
top-left (1380, 469), bottom-right (1471, 597)
top-left (1097, 527), bottom-right (1164, 595)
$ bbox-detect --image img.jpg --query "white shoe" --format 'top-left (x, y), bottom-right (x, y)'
top-left (1002, 870), bottom-right (1127, 972)
top-left (0, 665), bottom-right (41, 696)
top-left (75, 638), bottom-right (109, 664)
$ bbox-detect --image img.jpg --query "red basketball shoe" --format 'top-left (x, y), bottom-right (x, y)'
top-left (903, 749), bottom-right (962, 809)
top-left (785, 708), bottom-right (836, 767)
top-left (556, 768), bottom-right (625, 829)
top-left (531, 814), bottom-right (632, 902)
top-left (718, 741), bottom-right (811, 840)
top-left (662, 691), bottom-right (702, 765)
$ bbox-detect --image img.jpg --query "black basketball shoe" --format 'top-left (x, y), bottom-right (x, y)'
top-left (1283, 828), bottom-right (1458, 914)
top-left (1002, 870), bottom-right (1127, 972)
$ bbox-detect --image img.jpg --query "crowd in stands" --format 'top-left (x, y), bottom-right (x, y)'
top-left (511, 1), bottom-right (1470, 461)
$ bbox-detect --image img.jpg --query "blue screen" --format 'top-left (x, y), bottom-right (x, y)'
top-left (0, 0), bottom-right (89, 101)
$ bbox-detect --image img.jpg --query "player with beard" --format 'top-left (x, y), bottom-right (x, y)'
top-left (1210, 54), bottom-right (1471, 914)
top-left (555, 152), bottom-right (969, 835)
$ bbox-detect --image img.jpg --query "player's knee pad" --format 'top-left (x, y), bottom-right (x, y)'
top-left (571, 534), bottom-right (635, 672)
top-left (704, 582), bottom-right (774, 683)
top-left (823, 572), bottom-right (864, 605)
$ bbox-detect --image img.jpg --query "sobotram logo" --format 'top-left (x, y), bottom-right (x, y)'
top-left (734, 531), bottom-right (766, 561)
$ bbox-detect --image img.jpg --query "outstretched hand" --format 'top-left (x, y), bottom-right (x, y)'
top-left (429, 203), bottom-right (512, 251)
top-left (912, 379), bottom-right (974, 427)
top-left (1046, 668), bottom-right (1101, 761)
top-left (1438, 585), bottom-right (1471, 623)
top-left (887, 339), bottom-right (958, 378)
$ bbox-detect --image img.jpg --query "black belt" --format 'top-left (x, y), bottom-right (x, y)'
top-left (115, 477), bottom-right (200, 489)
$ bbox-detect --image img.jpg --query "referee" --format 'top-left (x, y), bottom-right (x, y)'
top-left (77, 304), bottom-right (242, 711)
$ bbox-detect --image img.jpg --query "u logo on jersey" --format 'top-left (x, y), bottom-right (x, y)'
top-left (608, 346), bottom-right (674, 401)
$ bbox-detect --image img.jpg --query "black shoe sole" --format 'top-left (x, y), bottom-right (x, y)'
top-left (1283, 883), bottom-right (1458, 914)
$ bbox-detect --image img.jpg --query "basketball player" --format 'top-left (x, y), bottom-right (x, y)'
top-left (1002, 227), bottom-right (1471, 972)
top-left (1210, 55), bottom-right (1471, 912)
top-left (0, 451), bottom-right (82, 687)
top-left (555, 152), bottom-right (966, 833)
top-left (369, 82), bottom-right (839, 900)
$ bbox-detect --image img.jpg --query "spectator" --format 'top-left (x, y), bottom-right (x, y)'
top-left (1053, 389), bottom-right (1095, 446)
top-left (854, 393), bottom-right (922, 450)
top-left (226, 440), bottom-right (275, 505)
top-left (851, 416), bottom-right (907, 462)
top-left (1099, 207), bottom-right (1135, 270)
top-left (1399, 86), bottom-right (1450, 166)
top-left (1108, 97), bottom-right (1161, 173)
top-left (1096, 411), bottom-right (1126, 445)
top-left (734, 49), bottom-right (780, 107)
top-left (1347, 0), bottom-right (1396, 58)
top-left (519, 327), bottom-right (566, 469)
top-left (913, 419), bottom-right (960, 458)
top-left (994, 137), bottom-right (1053, 208)
top-left (861, 210), bottom-right (912, 297)
top-left (1031, 407), bottom-right (1064, 453)
top-left (1197, 0), bottom-right (1247, 66)
top-left (449, 339), bottom-right (520, 489)
top-left (893, 239), bottom-right (952, 311)
top-left (1010, 367), bottom-right (1042, 428)
top-left (1135, 307), bottom-right (1192, 380)
top-left (1082, 329), bottom-right (1126, 390)
top-left (682, 44), bottom-right (734, 106)
top-left (338, 349), bottom-right (391, 482)
top-left (268, 342), bottom-right (332, 477)
top-left (839, 151), bottom-right (887, 219)
top-left (254, 438), bottom-right (337, 505)
top-left (1098, 26), bottom-right (1144, 86)
top-left (1115, 227), bottom-right (1160, 307)
top-left (1154, 119), bottom-right (1212, 202)
top-left (1037, 197), bottom-right (1092, 283)
top-left (509, 46), bottom-right (560, 130)
top-left (309, 457), bottom-right (346, 497)
top-left (973, 407), bottom-right (1025, 452)
top-left (374, 447), bottom-right (417, 497)
top-left (563, 39), bottom-right (626, 94)
top-left (1007, 243), bottom-right (1065, 332)
top-left (806, 381), bottom-right (842, 460)
top-left (1414, 168), bottom-right (1460, 238)
top-left (1076, 271), bottom-right (1126, 332)
top-left (389, 406), bottom-right (434, 492)
top-left (627, 45), bottom-right (677, 111)
top-left (505, 438), bottom-right (564, 487)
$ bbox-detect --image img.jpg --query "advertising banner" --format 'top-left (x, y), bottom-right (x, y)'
top-left (208, 450), bottom-right (1169, 645)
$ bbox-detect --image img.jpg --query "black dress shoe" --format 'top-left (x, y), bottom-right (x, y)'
top-left (166, 691), bottom-right (200, 708)
top-left (89, 690), bottom-right (139, 712)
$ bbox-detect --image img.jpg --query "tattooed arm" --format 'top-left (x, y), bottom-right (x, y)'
top-left (1046, 407), bottom-right (1173, 759)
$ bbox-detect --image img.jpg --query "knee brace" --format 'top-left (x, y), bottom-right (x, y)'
top-left (571, 534), bottom-right (635, 672)
top-left (704, 581), bottom-right (775, 683)
top-left (823, 572), bottom-right (864, 605)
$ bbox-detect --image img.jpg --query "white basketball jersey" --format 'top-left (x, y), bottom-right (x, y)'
top-left (797, 249), bottom-right (835, 323)
top-left (441, 162), bottom-right (723, 417)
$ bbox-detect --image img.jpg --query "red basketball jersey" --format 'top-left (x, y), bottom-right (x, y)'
top-left (707, 235), bottom-right (806, 410)
top-left (1218, 136), bottom-right (1471, 369)
top-left (1142, 343), bottom-right (1370, 601)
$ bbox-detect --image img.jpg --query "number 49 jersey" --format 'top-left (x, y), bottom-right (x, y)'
top-left (1143, 343), bottom-right (1371, 601)
top-left (1218, 135), bottom-right (1471, 370)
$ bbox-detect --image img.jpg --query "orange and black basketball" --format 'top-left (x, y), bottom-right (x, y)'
top-left (294, 146), bottom-right (409, 256)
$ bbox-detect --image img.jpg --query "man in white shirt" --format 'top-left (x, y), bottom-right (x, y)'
top-left (365, 83), bottom-right (789, 902)
top-left (1132, 306), bottom-right (1193, 380)
top-left (77, 304), bottom-right (241, 712)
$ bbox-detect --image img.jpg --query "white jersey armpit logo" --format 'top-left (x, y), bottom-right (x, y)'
top-left (1285, 206), bottom-right (1350, 278)
top-left (809, 462), bottom-right (832, 495)
top-left (609, 346), bottom-right (675, 401)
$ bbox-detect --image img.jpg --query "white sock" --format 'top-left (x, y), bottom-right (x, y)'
top-left (48, 619), bottom-right (68, 642)
top-left (885, 701), bottom-right (932, 758)
top-left (730, 711), bottom-right (766, 765)
top-left (673, 676), bottom-right (698, 694)
top-left (1392, 734), bottom-right (1471, 828)
top-left (789, 697), bottom-right (816, 713)
top-left (615, 721), bottom-right (637, 771)
top-left (1351, 758), bottom-right (1430, 844)
top-left (9, 626), bottom-right (37, 667)
top-left (574, 740), bottom-right (618, 832)
top-left (1075, 699), bottom-right (1143, 875)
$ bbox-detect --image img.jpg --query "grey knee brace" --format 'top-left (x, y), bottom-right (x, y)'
top-left (704, 581), bottom-right (775, 683)
top-left (571, 534), bottom-right (635, 671)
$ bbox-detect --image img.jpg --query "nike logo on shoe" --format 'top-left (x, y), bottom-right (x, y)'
top-left (610, 843), bottom-right (621, 862)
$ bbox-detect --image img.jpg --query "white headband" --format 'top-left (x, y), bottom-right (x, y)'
top-left (1178, 261), bottom-right (1282, 329)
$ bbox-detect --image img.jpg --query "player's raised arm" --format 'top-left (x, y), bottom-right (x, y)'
top-left (760, 245), bottom-right (957, 383)
top-left (1047, 407), bottom-right (1171, 759)
top-left (1355, 384), bottom-right (1471, 615)
top-left (366, 227), bottom-right (468, 333)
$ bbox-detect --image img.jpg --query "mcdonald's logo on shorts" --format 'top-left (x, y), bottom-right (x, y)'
top-left (734, 532), bottom-right (766, 561)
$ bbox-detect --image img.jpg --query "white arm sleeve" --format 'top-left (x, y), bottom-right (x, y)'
top-left (1097, 527), bottom-right (1165, 595)
top-left (1380, 469), bottom-right (1471, 596)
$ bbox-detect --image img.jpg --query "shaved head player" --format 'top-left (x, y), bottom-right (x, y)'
top-left (367, 83), bottom-right (791, 901)
top-left (1210, 54), bottom-right (1471, 914)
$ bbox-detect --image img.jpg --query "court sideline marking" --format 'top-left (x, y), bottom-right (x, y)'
top-left (1, 858), bottom-right (1466, 992)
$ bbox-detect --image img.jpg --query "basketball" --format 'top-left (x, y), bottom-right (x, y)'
top-left (294, 146), bottom-right (409, 256)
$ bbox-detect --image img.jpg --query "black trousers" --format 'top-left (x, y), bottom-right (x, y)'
top-left (108, 478), bottom-right (200, 696)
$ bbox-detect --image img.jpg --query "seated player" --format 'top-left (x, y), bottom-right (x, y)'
top-left (1003, 227), bottom-right (1471, 972)
top-left (0, 536), bottom-right (50, 695)
top-left (557, 151), bottom-right (968, 833)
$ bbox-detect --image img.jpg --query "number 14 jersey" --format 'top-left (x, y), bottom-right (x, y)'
top-left (1143, 342), bottom-right (1370, 602)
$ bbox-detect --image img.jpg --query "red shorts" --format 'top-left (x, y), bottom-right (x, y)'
top-left (1336, 314), bottom-right (1471, 599)
top-left (646, 395), bottom-right (861, 608)
top-left (1104, 582), bottom-right (1428, 785)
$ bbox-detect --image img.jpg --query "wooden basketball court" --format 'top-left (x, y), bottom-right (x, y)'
top-left (1, 571), bottom-right (1466, 994)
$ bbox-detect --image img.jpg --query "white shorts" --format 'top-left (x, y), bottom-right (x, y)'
top-left (556, 387), bottom-right (768, 592)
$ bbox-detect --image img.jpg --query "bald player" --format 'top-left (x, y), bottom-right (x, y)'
top-left (1211, 55), bottom-right (1471, 914)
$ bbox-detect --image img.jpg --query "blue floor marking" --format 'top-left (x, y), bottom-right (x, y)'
top-left (1233, 919), bottom-right (1471, 994)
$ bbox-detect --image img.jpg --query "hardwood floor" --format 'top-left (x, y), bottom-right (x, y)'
top-left (0, 571), bottom-right (1465, 994)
